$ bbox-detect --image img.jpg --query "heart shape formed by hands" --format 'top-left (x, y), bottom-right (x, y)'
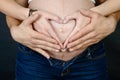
top-left (33, 14), bottom-right (90, 48)
top-left (50, 20), bottom-right (76, 43)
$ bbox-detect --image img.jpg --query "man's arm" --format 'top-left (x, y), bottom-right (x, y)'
top-left (91, 0), bottom-right (120, 17)
top-left (6, 0), bottom-right (28, 29)
top-left (0, 0), bottom-right (29, 20)
top-left (91, 0), bottom-right (120, 23)
top-left (110, 11), bottom-right (120, 22)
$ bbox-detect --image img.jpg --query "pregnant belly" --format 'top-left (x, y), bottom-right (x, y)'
top-left (29, 0), bottom-right (95, 61)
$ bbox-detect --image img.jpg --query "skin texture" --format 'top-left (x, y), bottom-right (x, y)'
top-left (28, 0), bottom-right (95, 60)
top-left (91, 0), bottom-right (120, 16)
top-left (29, 0), bottom-right (94, 42)
top-left (6, 0), bottom-right (120, 61)
top-left (66, 0), bottom-right (120, 52)
top-left (0, 0), bottom-right (29, 20)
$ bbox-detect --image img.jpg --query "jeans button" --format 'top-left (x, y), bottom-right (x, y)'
top-left (62, 62), bottom-right (66, 66)
top-left (61, 68), bottom-right (70, 77)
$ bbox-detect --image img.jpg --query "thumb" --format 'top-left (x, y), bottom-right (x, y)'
top-left (64, 13), bottom-right (77, 23)
top-left (24, 13), bottom-right (40, 25)
top-left (80, 9), bottom-right (96, 18)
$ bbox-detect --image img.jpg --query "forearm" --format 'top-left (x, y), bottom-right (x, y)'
top-left (6, 16), bottom-right (21, 29)
top-left (0, 0), bottom-right (29, 20)
top-left (6, 0), bottom-right (28, 29)
top-left (110, 11), bottom-right (120, 22)
top-left (91, 0), bottom-right (120, 16)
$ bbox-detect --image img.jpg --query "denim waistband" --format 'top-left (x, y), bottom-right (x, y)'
top-left (17, 41), bottom-right (105, 69)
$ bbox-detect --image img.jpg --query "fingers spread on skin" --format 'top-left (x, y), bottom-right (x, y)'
top-left (67, 31), bottom-right (97, 49)
top-left (24, 14), bottom-right (40, 25)
top-left (67, 38), bottom-right (83, 49)
top-left (69, 24), bottom-right (94, 42)
top-left (35, 45), bottom-right (60, 52)
top-left (64, 12), bottom-right (77, 23)
top-left (69, 39), bottom-right (96, 52)
top-left (63, 20), bottom-right (81, 48)
top-left (48, 15), bottom-right (62, 23)
top-left (68, 19), bottom-right (83, 37)
top-left (80, 9), bottom-right (97, 18)
top-left (44, 20), bottom-right (63, 47)
top-left (63, 39), bottom-right (69, 48)
top-left (32, 31), bottom-right (58, 44)
top-left (33, 18), bottom-right (51, 37)
top-left (42, 11), bottom-right (62, 23)
top-left (67, 13), bottom-right (91, 41)
top-left (33, 16), bottom-right (61, 45)
top-left (64, 11), bottom-right (91, 48)
top-left (34, 48), bottom-right (50, 59)
top-left (31, 39), bottom-right (60, 49)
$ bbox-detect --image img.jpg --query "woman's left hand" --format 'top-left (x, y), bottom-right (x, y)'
top-left (66, 9), bottom-right (117, 51)
top-left (63, 10), bottom-right (90, 48)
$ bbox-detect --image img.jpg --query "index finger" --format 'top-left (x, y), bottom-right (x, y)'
top-left (33, 31), bottom-right (58, 44)
top-left (69, 25), bottom-right (93, 42)
top-left (45, 20), bottom-right (63, 47)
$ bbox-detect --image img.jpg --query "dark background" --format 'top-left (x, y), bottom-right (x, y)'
top-left (104, 20), bottom-right (120, 80)
top-left (0, 12), bottom-right (120, 80)
top-left (0, 13), bottom-right (17, 80)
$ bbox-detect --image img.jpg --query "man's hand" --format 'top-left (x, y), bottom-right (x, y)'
top-left (67, 9), bottom-right (117, 51)
top-left (10, 13), bottom-right (61, 59)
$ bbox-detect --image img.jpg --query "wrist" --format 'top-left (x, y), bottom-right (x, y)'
top-left (110, 12), bottom-right (120, 22)
top-left (19, 8), bottom-right (30, 20)
top-left (107, 15), bottom-right (118, 29)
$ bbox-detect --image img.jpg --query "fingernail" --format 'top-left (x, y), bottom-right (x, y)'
top-left (46, 55), bottom-right (50, 59)
top-left (61, 48), bottom-right (67, 52)
top-left (55, 49), bottom-right (60, 52)
top-left (69, 48), bottom-right (73, 52)
top-left (60, 43), bottom-right (64, 48)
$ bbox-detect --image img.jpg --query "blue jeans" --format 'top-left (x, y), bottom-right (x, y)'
top-left (16, 41), bottom-right (108, 80)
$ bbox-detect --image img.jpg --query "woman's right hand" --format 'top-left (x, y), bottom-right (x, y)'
top-left (10, 13), bottom-right (61, 59)
top-left (32, 10), bottom-right (63, 47)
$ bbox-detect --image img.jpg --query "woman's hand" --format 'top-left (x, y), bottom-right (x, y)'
top-left (63, 10), bottom-right (90, 48)
top-left (67, 9), bottom-right (117, 51)
top-left (33, 10), bottom-right (63, 47)
top-left (10, 13), bottom-right (61, 59)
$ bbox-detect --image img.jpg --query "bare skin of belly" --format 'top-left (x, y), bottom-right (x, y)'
top-left (29, 0), bottom-right (95, 61)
